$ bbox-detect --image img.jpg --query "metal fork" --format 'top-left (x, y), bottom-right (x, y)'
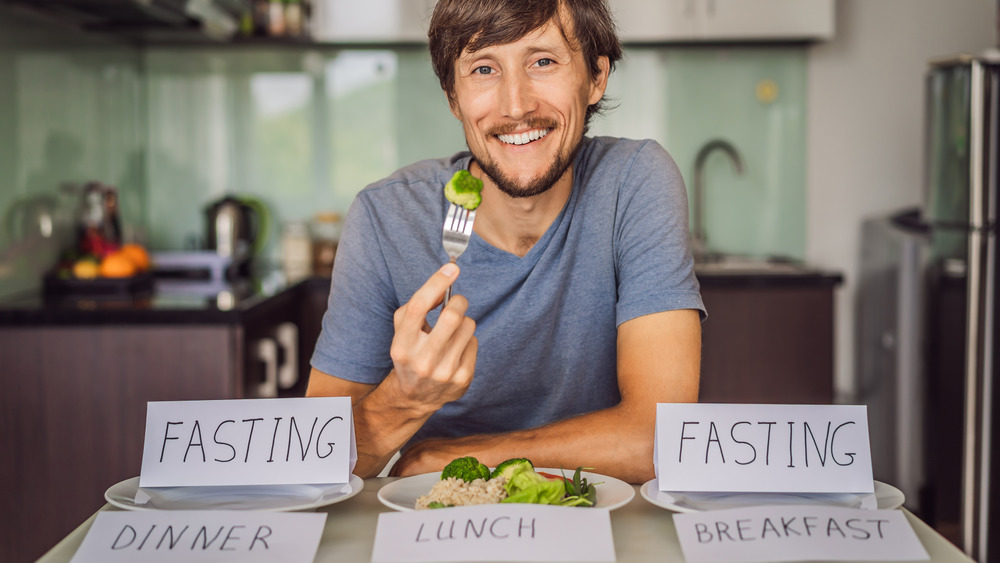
top-left (441, 203), bottom-right (477, 306)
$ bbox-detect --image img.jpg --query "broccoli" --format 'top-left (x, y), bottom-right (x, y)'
top-left (440, 456), bottom-right (491, 482)
top-left (444, 170), bottom-right (483, 210)
top-left (489, 458), bottom-right (534, 481)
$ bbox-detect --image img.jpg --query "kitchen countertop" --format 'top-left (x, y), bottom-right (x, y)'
top-left (0, 265), bottom-right (841, 326)
top-left (695, 261), bottom-right (843, 288)
top-left (38, 478), bottom-right (971, 563)
top-left (0, 274), bottom-right (332, 326)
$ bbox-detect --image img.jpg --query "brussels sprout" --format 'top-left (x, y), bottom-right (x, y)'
top-left (489, 458), bottom-right (534, 481)
top-left (440, 456), bottom-right (491, 482)
top-left (444, 170), bottom-right (483, 210)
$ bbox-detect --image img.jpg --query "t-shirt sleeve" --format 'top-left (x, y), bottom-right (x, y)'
top-left (310, 193), bottom-right (398, 384)
top-left (614, 140), bottom-right (706, 325)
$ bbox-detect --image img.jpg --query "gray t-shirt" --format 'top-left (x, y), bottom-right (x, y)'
top-left (311, 136), bottom-right (705, 445)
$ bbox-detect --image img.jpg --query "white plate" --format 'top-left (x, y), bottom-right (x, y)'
top-left (105, 475), bottom-right (364, 512)
top-left (378, 468), bottom-right (635, 511)
top-left (639, 479), bottom-right (904, 513)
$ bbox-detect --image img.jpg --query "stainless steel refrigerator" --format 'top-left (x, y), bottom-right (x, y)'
top-left (923, 53), bottom-right (998, 561)
top-left (857, 52), bottom-right (998, 561)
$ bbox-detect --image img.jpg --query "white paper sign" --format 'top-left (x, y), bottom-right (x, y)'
top-left (655, 404), bottom-right (873, 493)
top-left (70, 510), bottom-right (327, 563)
top-left (140, 397), bottom-right (356, 487)
top-left (371, 504), bottom-right (616, 562)
top-left (673, 506), bottom-right (929, 562)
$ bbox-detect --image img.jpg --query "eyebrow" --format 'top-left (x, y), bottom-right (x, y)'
top-left (459, 38), bottom-right (572, 64)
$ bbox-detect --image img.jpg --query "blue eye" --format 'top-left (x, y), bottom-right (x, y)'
top-left (536, 58), bottom-right (553, 67)
top-left (474, 66), bottom-right (493, 75)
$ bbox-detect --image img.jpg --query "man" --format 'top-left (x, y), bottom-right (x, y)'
top-left (307, 0), bottom-right (704, 484)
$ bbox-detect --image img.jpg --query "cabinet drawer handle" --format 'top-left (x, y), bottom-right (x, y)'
top-left (276, 322), bottom-right (299, 390)
top-left (255, 338), bottom-right (278, 398)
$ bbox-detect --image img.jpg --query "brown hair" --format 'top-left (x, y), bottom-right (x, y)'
top-left (428, 0), bottom-right (623, 125)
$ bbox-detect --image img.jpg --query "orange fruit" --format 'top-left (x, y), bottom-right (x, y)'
top-left (99, 251), bottom-right (138, 278)
top-left (72, 259), bottom-right (100, 279)
top-left (119, 243), bottom-right (151, 272)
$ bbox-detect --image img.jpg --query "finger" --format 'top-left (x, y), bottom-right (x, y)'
top-left (436, 315), bottom-right (477, 381)
top-left (424, 293), bottom-right (472, 356)
top-left (393, 304), bottom-right (436, 332)
top-left (395, 292), bottom-right (470, 370)
top-left (454, 334), bottom-right (478, 387)
top-left (395, 262), bottom-right (459, 335)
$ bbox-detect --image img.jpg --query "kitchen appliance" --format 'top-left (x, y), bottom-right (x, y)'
top-left (4, 194), bottom-right (58, 243)
top-left (204, 195), bottom-right (268, 279)
top-left (856, 210), bottom-right (928, 513)
top-left (924, 53), bottom-right (999, 561)
top-left (859, 52), bottom-right (998, 561)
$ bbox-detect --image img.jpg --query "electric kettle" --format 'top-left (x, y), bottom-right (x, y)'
top-left (204, 195), bottom-right (269, 276)
top-left (5, 194), bottom-right (58, 243)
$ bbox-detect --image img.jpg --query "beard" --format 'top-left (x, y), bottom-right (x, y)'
top-left (472, 120), bottom-right (581, 199)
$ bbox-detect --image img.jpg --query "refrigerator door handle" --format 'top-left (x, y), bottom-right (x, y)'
top-left (961, 58), bottom-right (997, 563)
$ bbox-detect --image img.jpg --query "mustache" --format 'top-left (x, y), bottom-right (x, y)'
top-left (486, 118), bottom-right (558, 137)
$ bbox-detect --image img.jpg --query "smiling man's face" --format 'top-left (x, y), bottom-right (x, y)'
top-left (448, 10), bottom-right (609, 199)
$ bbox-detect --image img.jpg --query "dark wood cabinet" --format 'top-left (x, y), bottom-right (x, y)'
top-left (0, 278), bottom-right (330, 562)
top-left (0, 325), bottom-right (242, 562)
top-left (697, 278), bottom-right (839, 405)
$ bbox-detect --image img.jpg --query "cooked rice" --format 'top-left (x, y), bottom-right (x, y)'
top-left (415, 476), bottom-right (508, 509)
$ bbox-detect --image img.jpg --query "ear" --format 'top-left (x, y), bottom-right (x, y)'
top-left (587, 56), bottom-right (611, 106)
top-left (447, 91), bottom-right (463, 121)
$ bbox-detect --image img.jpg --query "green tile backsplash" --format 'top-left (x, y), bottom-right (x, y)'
top-left (0, 7), bottom-right (807, 299)
top-left (593, 47), bottom-right (807, 260)
top-left (143, 46), bottom-right (464, 264)
top-left (0, 7), bottom-right (145, 300)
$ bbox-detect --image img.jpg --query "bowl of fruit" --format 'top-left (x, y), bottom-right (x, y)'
top-left (46, 243), bottom-right (154, 298)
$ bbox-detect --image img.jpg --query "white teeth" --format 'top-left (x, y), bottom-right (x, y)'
top-left (497, 129), bottom-right (549, 145)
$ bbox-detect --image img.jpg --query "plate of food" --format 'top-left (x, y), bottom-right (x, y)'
top-left (105, 475), bottom-right (364, 512)
top-left (378, 456), bottom-right (635, 512)
top-left (639, 479), bottom-right (904, 513)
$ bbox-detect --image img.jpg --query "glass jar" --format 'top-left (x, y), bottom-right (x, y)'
top-left (281, 220), bottom-right (312, 282)
top-left (310, 212), bottom-right (341, 278)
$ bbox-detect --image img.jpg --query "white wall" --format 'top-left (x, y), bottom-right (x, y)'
top-left (806, 0), bottom-right (996, 400)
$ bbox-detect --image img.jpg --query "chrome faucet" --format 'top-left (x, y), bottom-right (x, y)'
top-left (691, 138), bottom-right (746, 259)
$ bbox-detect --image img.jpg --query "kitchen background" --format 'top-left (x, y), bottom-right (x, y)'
top-left (0, 0), bottom-right (997, 560)
top-left (2, 0), bottom-right (994, 403)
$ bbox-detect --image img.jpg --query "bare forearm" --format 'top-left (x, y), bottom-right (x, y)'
top-left (307, 368), bottom-right (435, 478)
top-left (395, 403), bottom-right (660, 484)
top-left (486, 406), bottom-right (658, 483)
top-left (348, 377), bottom-right (438, 478)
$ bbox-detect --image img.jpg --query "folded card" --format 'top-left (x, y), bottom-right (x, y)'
top-left (371, 505), bottom-right (615, 563)
top-left (139, 397), bottom-right (356, 487)
top-left (673, 505), bottom-right (928, 562)
top-left (655, 404), bottom-right (873, 493)
top-left (70, 510), bottom-right (326, 563)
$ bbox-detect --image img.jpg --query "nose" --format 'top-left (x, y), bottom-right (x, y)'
top-left (498, 69), bottom-right (537, 120)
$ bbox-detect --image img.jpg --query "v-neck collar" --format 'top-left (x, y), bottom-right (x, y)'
top-left (445, 154), bottom-right (579, 265)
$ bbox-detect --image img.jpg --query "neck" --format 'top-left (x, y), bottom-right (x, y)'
top-left (470, 160), bottom-right (572, 257)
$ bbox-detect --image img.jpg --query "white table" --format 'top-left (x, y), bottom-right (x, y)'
top-left (39, 478), bottom-right (973, 562)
